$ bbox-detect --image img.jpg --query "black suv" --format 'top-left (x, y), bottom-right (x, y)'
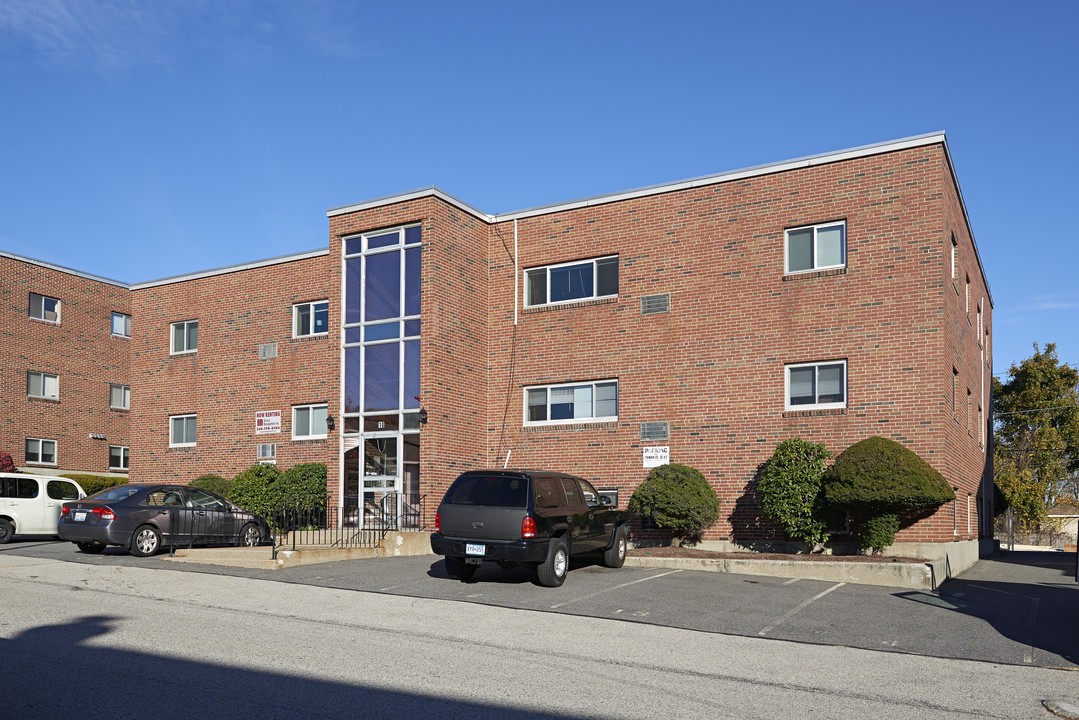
top-left (430, 469), bottom-right (629, 587)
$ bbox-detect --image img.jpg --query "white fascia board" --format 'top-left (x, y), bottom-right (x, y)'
top-left (325, 133), bottom-right (949, 227)
top-left (131, 248), bottom-right (329, 290)
top-left (937, 135), bottom-right (994, 307)
top-left (0, 249), bottom-right (129, 288)
top-left (326, 187), bottom-right (492, 223)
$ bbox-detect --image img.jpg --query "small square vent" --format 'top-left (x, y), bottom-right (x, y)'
top-left (639, 421), bottom-right (670, 442)
top-left (640, 293), bottom-right (670, 315)
top-left (258, 343), bottom-right (278, 360)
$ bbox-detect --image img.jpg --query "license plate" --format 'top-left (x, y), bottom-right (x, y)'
top-left (74, 511), bottom-right (87, 522)
top-left (465, 543), bottom-right (485, 556)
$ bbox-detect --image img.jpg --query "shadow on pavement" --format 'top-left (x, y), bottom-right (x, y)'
top-left (7, 614), bottom-right (584, 720)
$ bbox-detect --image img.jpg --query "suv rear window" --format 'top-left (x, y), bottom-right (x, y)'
top-left (445, 475), bottom-right (528, 507)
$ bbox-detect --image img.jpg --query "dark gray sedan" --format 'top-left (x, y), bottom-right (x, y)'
top-left (58, 484), bottom-right (270, 556)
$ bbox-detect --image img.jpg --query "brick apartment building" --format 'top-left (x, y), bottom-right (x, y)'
top-left (0, 132), bottom-right (993, 568)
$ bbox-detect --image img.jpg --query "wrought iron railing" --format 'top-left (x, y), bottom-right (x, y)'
top-left (265, 492), bottom-right (426, 557)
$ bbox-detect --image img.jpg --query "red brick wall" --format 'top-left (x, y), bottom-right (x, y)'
top-left (0, 256), bottom-right (131, 473)
top-left (482, 143), bottom-right (990, 543)
top-left (129, 254), bottom-right (336, 486)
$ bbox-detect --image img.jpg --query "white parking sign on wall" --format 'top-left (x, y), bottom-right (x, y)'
top-left (256, 410), bottom-right (281, 435)
top-left (643, 446), bottom-right (669, 468)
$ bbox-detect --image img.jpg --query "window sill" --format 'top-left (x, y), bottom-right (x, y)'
top-left (29, 317), bottom-right (61, 326)
top-left (782, 267), bottom-right (847, 282)
top-left (111, 334), bottom-right (131, 340)
top-left (27, 463), bottom-right (58, 468)
top-left (782, 408), bottom-right (847, 418)
top-left (170, 351), bottom-right (198, 357)
top-left (28, 396), bottom-right (60, 404)
top-left (290, 335), bottom-right (329, 343)
top-left (523, 297), bottom-right (618, 314)
top-left (292, 437), bottom-right (328, 444)
top-left (523, 421), bottom-right (619, 432)
top-left (110, 407), bottom-right (129, 413)
top-left (168, 445), bottom-right (196, 450)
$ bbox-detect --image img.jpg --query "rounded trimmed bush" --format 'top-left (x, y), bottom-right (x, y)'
top-left (191, 474), bottom-right (231, 497)
top-left (227, 464), bottom-right (283, 514)
top-left (758, 437), bottom-right (832, 549)
top-left (627, 463), bottom-right (720, 546)
top-left (822, 436), bottom-right (955, 513)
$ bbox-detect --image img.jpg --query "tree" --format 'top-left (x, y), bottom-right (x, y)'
top-left (993, 343), bottom-right (1079, 528)
top-left (627, 464), bottom-right (720, 546)
top-left (758, 438), bottom-right (832, 550)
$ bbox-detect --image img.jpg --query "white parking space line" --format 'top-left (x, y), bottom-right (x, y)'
top-left (758, 582), bottom-right (845, 636)
top-left (549, 570), bottom-right (683, 609)
top-left (782, 578), bottom-right (801, 585)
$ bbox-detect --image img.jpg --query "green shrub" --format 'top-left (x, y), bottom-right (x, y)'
top-left (861, 514), bottom-right (900, 553)
top-left (227, 464), bottom-right (283, 514)
top-left (758, 438), bottom-right (832, 549)
top-left (0, 452), bottom-right (15, 473)
top-left (191, 474), bottom-right (232, 497)
top-left (821, 436), bottom-right (955, 552)
top-left (822, 436), bottom-right (956, 513)
top-left (280, 463), bottom-right (327, 507)
top-left (627, 463), bottom-right (720, 546)
top-left (61, 474), bottom-right (128, 496)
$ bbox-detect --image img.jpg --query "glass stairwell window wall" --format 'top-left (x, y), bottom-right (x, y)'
top-left (342, 223), bottom-right (422, 529)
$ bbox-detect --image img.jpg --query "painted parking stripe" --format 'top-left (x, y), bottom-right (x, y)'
top-left (758, 582), bottom-right (846, 636)
top-left (549, 570), bottom-right (683, 609)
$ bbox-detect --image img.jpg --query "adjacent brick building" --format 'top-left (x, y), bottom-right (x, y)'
top-left (0, 132), bottom-right (994, 568)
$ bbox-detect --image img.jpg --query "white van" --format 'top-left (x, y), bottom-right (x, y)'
top-left (0, 472), bottom-right (86, 543)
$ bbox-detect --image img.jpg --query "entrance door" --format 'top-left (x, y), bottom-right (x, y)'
top-left (362, 433), bottom-right (399, 528)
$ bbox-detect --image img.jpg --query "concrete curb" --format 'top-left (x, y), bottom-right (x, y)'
top-left (625, 555), bottom-right (941, 590)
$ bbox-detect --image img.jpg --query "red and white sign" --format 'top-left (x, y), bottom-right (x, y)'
top-left (255, 410), bottom-right (281, 435)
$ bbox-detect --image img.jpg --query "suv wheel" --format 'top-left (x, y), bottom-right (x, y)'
top-left (603, 525), bottom-right (628, 568)
top-left (0, 518), bottom-right (13, 544)
top-left (537, 537), bottom-right (569, 587)
top-left (445, 556), bottom-right (477, 581)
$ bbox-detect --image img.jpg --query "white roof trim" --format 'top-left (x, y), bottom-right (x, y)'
top-left (326, 132), bottom-right (948, 224)
top-left (131, 248), bottom-right (329, 289)
top-left (0, 250), bottom-right (129, 288)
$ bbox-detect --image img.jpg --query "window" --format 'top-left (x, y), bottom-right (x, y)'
top-left (785, 361), bottom-right (846, 410)
top-left (27, 371), bottom-right (59, 400)
top-left (48, 479), bottom-right (81, 500)
top-left (169, 414), bottom-right (196, 447)
top-left (950, 234), bottom-right (958, 280)
top-left (524, 380), bottom-right (618, 425)
top-left (293, 403), bottom-right (328, 440)
top-left (967, 389), bottom-right (973, 436)
top-left (965, 274), bottom-right (970, 313)
top-left (257, 443), bottom-right (276, 464)
top-left (109, 445), bottom-right (129, 470)
top-left (171, 320), bottom-right (198, 354)
top-left (785, 221), bottom-right (846, 274)
top-left (952, 367), bottom-right (959, 418)
top-left (978, 406), bottom-right (985, 449)
top-left (524, 256), bottom-right (618, 307)
top-left (294, 300), bottom-right (329, 338)
top-left (109, 384), bottom-right (130, 409)
top-left (111, 312), bottom-right (131, 337)
top-left (26, 438), bottom-right (56, 464)
top-left (29, 293), bottom-right (60, 323)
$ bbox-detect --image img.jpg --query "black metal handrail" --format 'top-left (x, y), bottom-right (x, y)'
top-left (266, 492), bottom-right (426, 558)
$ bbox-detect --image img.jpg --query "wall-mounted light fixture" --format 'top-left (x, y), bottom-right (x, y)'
top-left (326, 415), bottom-right (336, 431)
top-left (418, 407), bottom-right (429, 425)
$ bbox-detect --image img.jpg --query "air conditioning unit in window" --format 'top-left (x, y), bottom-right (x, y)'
top-left (258, 343), bottom-right (278, 360)
top-left (639, 421), bottom-right (670, 442)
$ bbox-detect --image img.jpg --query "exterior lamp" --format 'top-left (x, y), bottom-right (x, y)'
top-left (418, 407), bottom-right (429, 425)
top-left (326, 415), bottom-right (335, 431)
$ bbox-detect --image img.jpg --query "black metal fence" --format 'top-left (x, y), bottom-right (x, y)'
top-left (266, 492), bottom-right (426, 557)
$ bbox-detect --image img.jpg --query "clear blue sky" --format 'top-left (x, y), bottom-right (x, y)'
top-left (1, 1), bottom-right (1076, 377)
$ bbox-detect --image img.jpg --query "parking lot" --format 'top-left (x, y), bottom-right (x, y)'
top-left (4, 537), bottom-right (1076, 670)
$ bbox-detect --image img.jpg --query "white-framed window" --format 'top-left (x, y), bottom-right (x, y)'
top-left (171, 320), bottom-right (198, 354)
top-left (257, 443), bottom-right (276, 464)
top-left (109, 445), bottom-right (129, 470)
top-left (27, 371), bottom-right (59, 400)
top-left (111, 312), bottom-right (131, 338)
top-left (785, 360), bottom-right (846, 410)
top-left (524, 255), bottom-right (618, 308)
top-left (294, 300), bottom-right (329, 338)
top-left (293, 403), bottom-right (328, 440)
top-left (524, 380), bottom-right (618, 425)
top-left (26, 437), bottom-right (57, 464)
top-left (29, 293), bottom-right (61, 323)
top-left (784, 221), bottom-right (846, 274)
top-left (169, 414), bottom-right (197, 447)
top-left (110, 384), bottom-right (130, 410)
top-left (950, 234), bottom-right (958, 280)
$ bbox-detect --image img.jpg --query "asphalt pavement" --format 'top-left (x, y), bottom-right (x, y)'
top-left (3, 537), bottom-right (1077, 671)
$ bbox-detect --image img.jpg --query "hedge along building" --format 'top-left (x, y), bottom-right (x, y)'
top-left (329, 131), bottom-right (993, 569)
top-left (1, 132), bottom-right (992, 569)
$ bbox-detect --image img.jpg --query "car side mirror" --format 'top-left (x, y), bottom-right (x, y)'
top-left (600, 495), bottom-right (613, 506)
